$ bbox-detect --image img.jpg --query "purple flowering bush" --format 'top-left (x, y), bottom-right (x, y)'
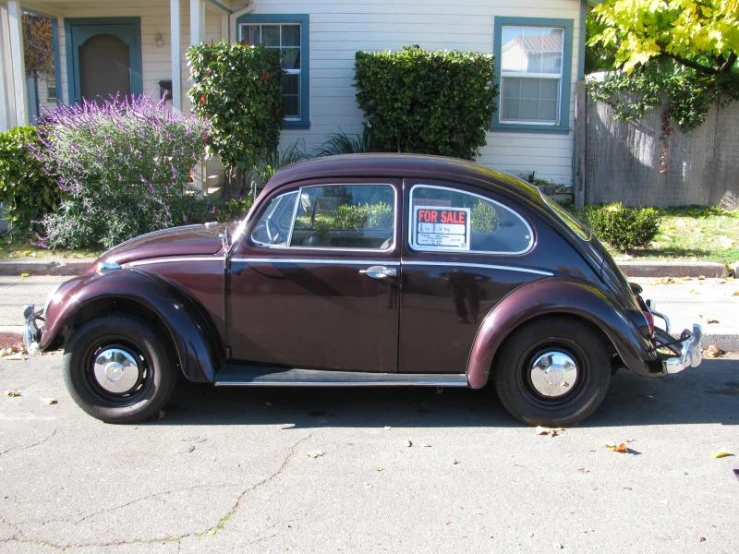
top-left (36, 95), bottom-right (210, 249)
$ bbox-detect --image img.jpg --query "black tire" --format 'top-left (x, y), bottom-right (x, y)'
top-left (493, 317), bottom-right (611, 427)
top-left (63, 314), bottom-right (177, 423)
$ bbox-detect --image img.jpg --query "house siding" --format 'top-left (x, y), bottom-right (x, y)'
top-left (240, 0), bottom-right (581, 186)
top-left (56, 1), bottom-right (225, 111)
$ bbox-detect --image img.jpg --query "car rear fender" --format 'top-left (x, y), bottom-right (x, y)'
top-left (466, 277), bottom-right (656, 388)
top-left (40, 268), bottom-right (221, 382)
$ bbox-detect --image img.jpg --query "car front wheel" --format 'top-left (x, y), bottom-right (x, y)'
top-left (63, 314), bottom-right (177, 423)
top-left (493, 317), bottom-right (611, 427)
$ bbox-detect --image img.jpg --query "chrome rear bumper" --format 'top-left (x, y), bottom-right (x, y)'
top-left (23, 304), bottom-right (42, 355)
top-left (662, 324), bottom-right (702, 374)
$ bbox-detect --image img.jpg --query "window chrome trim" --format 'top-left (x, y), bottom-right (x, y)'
top-left (402, 260), bottom-right (552, 277)
top-left (408, 184), bottom-right (535, 255)
top-left (231, 257), bottom-right (400, 266)
top-left (250, 182), bottom-right (398, 254)
top-left (124, 256), bottom-right (225, 268)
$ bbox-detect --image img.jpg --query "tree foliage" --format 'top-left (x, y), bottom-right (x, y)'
top-left (187, 42), bottom-right (284, 175)
top-left (22, 13), bottom-right (54, 77)
top-left (587, 0), bottom-right (739, 132)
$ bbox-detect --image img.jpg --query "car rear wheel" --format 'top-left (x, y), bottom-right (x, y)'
top-left (493, 318), bottom-right (611, 427)
top-left (63, 314), bottom-right (176, 423)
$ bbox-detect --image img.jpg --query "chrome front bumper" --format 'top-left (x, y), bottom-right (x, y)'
top-left (23, 304), bottom-right (42, 355)
top-left (662, 324), bottom-right (703, 374)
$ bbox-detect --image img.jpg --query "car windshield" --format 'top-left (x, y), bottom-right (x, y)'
top-left (540, 192), bottom-right (591, 241)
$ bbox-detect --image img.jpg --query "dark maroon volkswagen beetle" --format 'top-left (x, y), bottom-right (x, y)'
top-left (24, 154), bottom-right (702, 426)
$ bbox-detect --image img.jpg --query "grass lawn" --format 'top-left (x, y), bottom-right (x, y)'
top-left (608, 207), bottom-right (739, 264)
top-left (0, 236), bottom-right (100, 260)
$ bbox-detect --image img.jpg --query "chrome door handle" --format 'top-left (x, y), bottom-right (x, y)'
top-left (359, 266), bottom-right (397, 279)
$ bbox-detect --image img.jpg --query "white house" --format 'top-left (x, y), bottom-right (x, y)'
top-left (0, 0), bottom-right (591, 187)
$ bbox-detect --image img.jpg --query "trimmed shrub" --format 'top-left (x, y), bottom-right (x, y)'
top-left (582, 203), bottom-right (661, 250)
top-left (355, 46), bottom-right (497, 159)
top-left (0, 126), bottom-right (60, 237)
top-left (188, 42), bottom-right (283, 175)
top-left (36, 96), bottom-right (209, 250)
top-left (213, 196), bottom-right (255, 223)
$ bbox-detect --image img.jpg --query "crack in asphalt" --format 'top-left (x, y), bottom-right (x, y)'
top-left (0, 428), bottom-right (58, 458)
top-left (0, 432), bottom-right (314, 551)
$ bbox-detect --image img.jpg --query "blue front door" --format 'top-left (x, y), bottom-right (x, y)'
top-left (65, 18), bottom-right (143, 104)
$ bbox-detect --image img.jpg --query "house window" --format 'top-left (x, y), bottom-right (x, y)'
top-left (238, 14), bottom-right (309, 128)
top-left (46, 77), bottom-right (57, 103)
top-left (493, 17), bottom-right (573, 134)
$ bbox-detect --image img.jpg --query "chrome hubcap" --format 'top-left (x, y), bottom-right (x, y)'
top-left (93, 348), bottom-right (142, 394)
top-left (529, 350), bottom-right (578, 398)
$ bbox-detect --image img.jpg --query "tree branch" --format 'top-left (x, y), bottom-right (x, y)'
top-left (719, 52), bottom-right (737, 73)
top-left (665, 53), bottom-right (718, 74)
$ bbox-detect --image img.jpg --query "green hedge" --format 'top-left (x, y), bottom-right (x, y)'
top-left (188, 42), bottom-right (284, 172)
top-left (355, 46), bottom-right (497, 159)
top-left (582, 203), bottom-right (661, 250)
top-left (0, 126), bottom-right (60, 237)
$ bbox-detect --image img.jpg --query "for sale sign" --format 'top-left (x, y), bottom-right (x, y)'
top-left (412, 206), bottom-right (471, 251)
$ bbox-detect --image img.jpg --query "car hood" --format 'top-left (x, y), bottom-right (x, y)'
top-left (95, 223), bottom-right (227, 267)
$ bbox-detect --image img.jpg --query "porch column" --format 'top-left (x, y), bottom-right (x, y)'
top-left (6, 0), bottom-right (28, 126)
top-left (0, 9), bottom-right (9, 131)
top-left (190, 0), bottom-right (205, 45)
top-left (170, 0), bottom-right (182, 111)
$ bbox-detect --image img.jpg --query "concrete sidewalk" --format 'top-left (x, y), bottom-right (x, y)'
top-left (1, 274), bottom-right (737, 351)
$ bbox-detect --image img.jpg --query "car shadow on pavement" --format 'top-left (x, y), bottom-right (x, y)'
top-left (160, 358), bottom-right (737, 428)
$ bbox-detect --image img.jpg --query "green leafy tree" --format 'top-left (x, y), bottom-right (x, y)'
top-left (587, 0), bottom-right (739, 132)
top-left (187, 42), bottom-right (284, 196)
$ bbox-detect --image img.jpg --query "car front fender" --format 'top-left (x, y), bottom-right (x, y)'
top-left (40, 268), bottom-right (221, 383)
top-left (466, 277), bottom-right (656, 389)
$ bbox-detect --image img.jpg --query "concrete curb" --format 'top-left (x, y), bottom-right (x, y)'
top-left (619, 261), bottom-right (729, 278)
top-left (0, 259), bottom-right (94, 276)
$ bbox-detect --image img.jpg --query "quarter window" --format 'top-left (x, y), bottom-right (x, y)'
top-left (409, 185), bottom-right (533, 254)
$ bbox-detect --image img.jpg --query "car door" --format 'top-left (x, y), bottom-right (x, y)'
top-left (399, 180), bottom-right (545, 374)
top-left (227, 180), bottom-right (401, 372)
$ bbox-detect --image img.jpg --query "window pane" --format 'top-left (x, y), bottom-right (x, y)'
top-left (410, 185), bottom-right (532, 254)
top-left (242, 25), bottom-right (260, 45)
top-left (501, 77), bottom-right (559, 123)
top-left (282, 24), bottom-right (301, 47)
top-left (283, 95), bottom-right (300, 118)
top-left (261, 25), bottom-right (280, 47)
top-left (250, 191), bottom-right (299, 247)
top-left (281, 48), bottom-right (301, 70)
top-left (289, 184), bottom-right (395, 250)
top-left (501, 26), bottom-right (563, 75)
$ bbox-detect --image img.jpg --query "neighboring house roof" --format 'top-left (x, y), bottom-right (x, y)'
top-left (504, 33), bottom-right (563, 55)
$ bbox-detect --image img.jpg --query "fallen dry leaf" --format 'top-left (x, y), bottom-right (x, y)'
top-left (374, 466), bottom-right (384, 472)
top-left (421, 443), bottom-right (432, 448)
top-left (536, 426), bottom-right (561, 437)
top-left (732, 291), bottom-right (739, 296)
top-left (41, 397), bottom-right (57, 405)
top-left (710, 450), bottom-right (734, 459)
top-left (306, 450), bottom-right (325, 459)
top-left (703, 345), bottom-right (726, 358)
top-left (404, 439), bottom-right (412, 448)
top-left (5, 389), bottom-right (21, 397)
top-left (20, 273), bottom-right (30, 278)
top-left (706, 318), bottom-right (720, 324)
top-left (577, 467), bottom-right (590, 473)
top-left (605, 442), bottom-right (629, 453)
top-left (697, 275), bottom-right (706, 281)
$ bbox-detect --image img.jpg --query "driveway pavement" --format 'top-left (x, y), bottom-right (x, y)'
top-left (1, 352), bottom-right (738, 554)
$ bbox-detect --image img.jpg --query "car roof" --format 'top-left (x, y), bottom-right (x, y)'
top-left (264, 153), bottom-right (543, 206)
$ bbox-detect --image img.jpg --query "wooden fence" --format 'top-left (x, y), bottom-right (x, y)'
top-left (575, 84), bottom-right (739, 209)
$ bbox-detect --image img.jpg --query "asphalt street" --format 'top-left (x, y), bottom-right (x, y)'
top-left (1, 351), bottom-right (738, 554)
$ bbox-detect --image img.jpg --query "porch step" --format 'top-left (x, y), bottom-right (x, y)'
top-left (214, 367), bottom-right (468, 388)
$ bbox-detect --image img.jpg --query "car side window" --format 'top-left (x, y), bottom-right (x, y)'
top-left (288, 184), bottom-right (395, 250)
top-left (409, 184), bottom-right (533, 254)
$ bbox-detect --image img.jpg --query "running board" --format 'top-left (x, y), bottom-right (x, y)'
top-left (214, 367), bottom-right (469, 388)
